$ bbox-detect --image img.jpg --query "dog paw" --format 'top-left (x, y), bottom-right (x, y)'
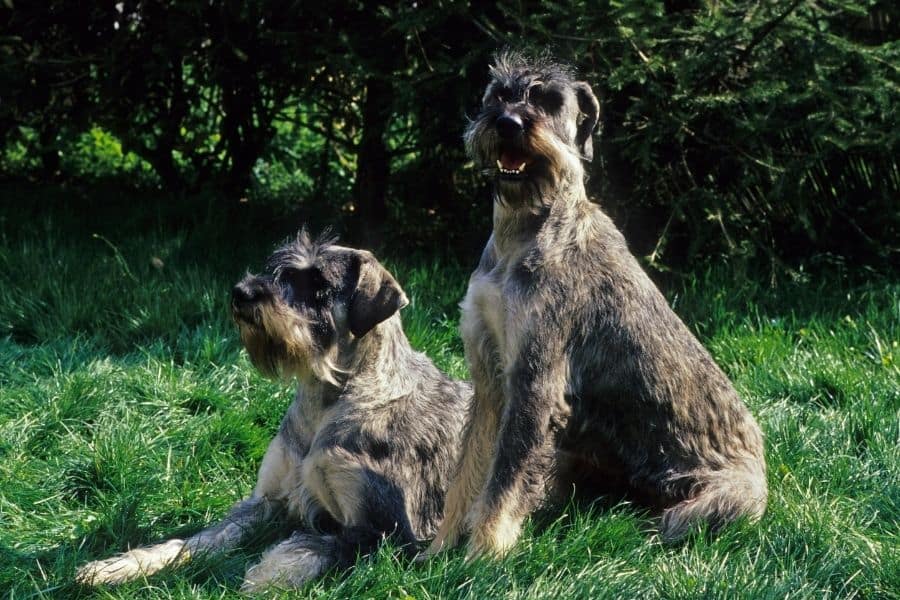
top-left (421, 524), bottom-right (461, 559)
top-left (76, 557), bottom-right (133, 586)
top-left (241, 534), bottom-right (330, 593)
top-left (239, 575), bottom-right (271, 595)
top-left (465, 510), bottom-right (521, 561)
top-left (241, 564), bottom-right (288, 595)
top-left (76, 539), bottom-right (187, 585)
top-left (240, 559), bottom-right (319, 595)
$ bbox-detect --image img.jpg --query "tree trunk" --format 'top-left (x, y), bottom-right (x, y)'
top-left (150, 146), bottom-right (181, 191)
top-left (154, 57), bottom-right (187, 191)
top-left (38, 124), bottom-right (60, 179)
top-left (311, 117), bottom-right (334, 208)
top-left (352, 76), bottom-right (392, 247)
top-left (221, 84), bottom-right (254, 199)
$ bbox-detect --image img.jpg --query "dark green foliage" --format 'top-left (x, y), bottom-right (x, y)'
top-left (1, 1), bottom-right (897, 264)
top-left (580, 0), bottom-right (900, 266)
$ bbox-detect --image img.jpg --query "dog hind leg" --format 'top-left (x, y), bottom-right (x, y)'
top-left (242, 474), bottom-right (419, 592)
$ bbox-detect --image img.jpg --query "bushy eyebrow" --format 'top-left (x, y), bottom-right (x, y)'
top-left (524, 83), bottom-right (565, 113)
top-left (487, 82), bottom-right (511, 98)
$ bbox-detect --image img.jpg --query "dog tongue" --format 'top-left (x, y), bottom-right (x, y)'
top-left (500, 150), bottom-right (528, 171)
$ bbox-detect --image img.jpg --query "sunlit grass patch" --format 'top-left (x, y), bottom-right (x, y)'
top-left (0, 190), bottom-right (897, 599)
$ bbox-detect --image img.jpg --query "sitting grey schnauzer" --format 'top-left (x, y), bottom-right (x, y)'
top-left (77, 231), bottom-right (471, 592)
top-left (426, 51), bottom-right (767, 559)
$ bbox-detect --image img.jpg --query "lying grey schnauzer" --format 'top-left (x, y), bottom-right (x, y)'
top-left (77, 231), bottom-right (471, 592)
top-left (426, 51), bottom-right (767, 559)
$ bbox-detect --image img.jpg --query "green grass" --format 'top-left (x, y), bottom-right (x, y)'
top-left (1, 183), bottom-right (897, 599)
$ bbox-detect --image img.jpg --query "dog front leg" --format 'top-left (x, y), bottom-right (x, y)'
top-left (77, 434), bottom-right (296, 586)
top-left (76, 495), bottom-right (284, 586)
top-left (424, 342), bottom-right (504, 556)
top-left (466, 357), bottom-right (569, 559)
top-left (184, 495), bottom-right (285, 555)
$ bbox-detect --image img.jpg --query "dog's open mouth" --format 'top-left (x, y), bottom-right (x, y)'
top-left (496, 148), bottom-right (533, 180)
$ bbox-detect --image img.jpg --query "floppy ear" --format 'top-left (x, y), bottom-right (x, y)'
top-left (573, 81), bottom-right (600, 161)
top-left (348, 252), bottom-right (409, 337)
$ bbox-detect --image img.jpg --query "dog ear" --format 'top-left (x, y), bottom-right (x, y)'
top-left (573, 81), bottom-right (600, 161)
top-left (348, 252), bottom-right (409, 337)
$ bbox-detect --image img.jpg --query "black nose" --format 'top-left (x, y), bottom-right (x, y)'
top-left (496, 113), bottom-right (524, 139)
top-left (232, 280), bottom-right (264, 305)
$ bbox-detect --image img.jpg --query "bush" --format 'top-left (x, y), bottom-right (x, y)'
top-left (1, 1), bottom-right (896, 266)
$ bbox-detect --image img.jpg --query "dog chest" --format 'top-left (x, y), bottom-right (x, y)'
top-left (461, 259), bottom-right (528, 367)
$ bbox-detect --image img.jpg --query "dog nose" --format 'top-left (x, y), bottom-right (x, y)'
top-left (496, 113), bottom-right (524, 139)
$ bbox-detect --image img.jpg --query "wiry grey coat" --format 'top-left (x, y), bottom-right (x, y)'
top-left (428, 52), bottom-right (767, 559)
top-left (77, 233), bottom-right (472, 592)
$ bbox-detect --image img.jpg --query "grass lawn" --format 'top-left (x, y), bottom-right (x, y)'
top-left (1, 183), bottom-right (897, 599)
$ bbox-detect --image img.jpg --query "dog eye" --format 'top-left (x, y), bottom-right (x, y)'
top-left (528, 86), bottom-right (563, 113)
top-left (278, 267), bottom-right (329, 304)
top-left (491, 86), bottom-right (511, 104)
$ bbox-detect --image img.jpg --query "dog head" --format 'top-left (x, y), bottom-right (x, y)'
top-left (231, 230), bottom-right (409, 384)
top-left (464, 50), bottom-right (600, 207)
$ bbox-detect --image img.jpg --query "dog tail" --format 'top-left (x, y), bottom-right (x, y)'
top-left (659, 461), bottom-right (767, 542)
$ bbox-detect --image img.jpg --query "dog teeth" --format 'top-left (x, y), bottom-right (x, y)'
top-left (496, 161), bottom-right (527, 175)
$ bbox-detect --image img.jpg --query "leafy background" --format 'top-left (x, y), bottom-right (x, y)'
top-left (2, 0), bottom-right (897, 266)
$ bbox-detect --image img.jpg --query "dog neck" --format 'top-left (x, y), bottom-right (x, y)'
top-left (493, 172), bottom-right (590, 258)
top-left (339, 314), bottom-right (417, 402)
